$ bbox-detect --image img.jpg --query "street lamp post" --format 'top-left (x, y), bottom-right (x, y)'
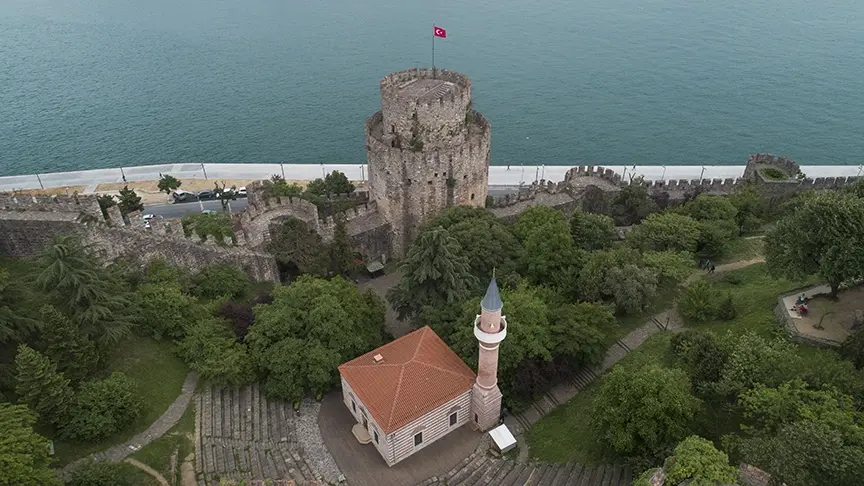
top-left (120, 167), bottom-right (127, 183)
top-left (360, 164), bottom-right (365, 183)
top-left (699, 166), bottom-right (707, 183)
top-left (858, 165), bottom-right (863, 177)
top-left (280, 162), bottom-right (285, 180)
top-left (321, 163), bottom-right (326, 178)
top-left (36, 174), bottom-right (44, 189)
top-left (201, 163), bottom-right (208, 180)
top-left (541, 164), bottom-right (545, 181)
top-left (661, 165), bottom-right (667, 181)
top-left (622, 166), bottom-right (628, 181)
top-left (520, 163), bottom-right (525, 185)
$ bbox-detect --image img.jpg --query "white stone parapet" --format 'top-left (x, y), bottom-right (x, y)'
top-left (474, 315), bottom-right (507, 344)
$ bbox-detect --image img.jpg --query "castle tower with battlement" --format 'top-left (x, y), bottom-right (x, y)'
top-left (365, 68), bottom-right (491, 256)
top-left (471, 276), bottom-right (506, 431)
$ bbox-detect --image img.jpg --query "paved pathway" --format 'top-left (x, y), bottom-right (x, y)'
top-left (125, 458), bottom-right (170, 486)
top-left (63, 371), bottom-right (199, 473)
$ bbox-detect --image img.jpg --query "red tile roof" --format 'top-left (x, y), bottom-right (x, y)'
top-left (338, 326), bottom-right (477, 434)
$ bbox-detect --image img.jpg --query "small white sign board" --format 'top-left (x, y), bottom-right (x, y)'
top-left (489, 424), bottom-right (517, 453)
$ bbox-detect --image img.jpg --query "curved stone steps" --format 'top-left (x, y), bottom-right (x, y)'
top-left (414, 455), bottom-right (632, 486)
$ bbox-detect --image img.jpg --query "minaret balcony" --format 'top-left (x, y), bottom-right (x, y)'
top-left (474, 315), bottom-right (507, 344)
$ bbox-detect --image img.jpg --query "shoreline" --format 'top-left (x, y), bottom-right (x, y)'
top-left (1, 162), bottom-right (861, 193)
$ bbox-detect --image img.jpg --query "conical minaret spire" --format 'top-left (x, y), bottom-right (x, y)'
top-left (471, 275), bottom-right (507, 431)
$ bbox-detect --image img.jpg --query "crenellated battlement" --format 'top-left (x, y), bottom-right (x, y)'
top-left (365, 110), bottom-right (491, 160)
top-left (0, 193), bottom-right (102, 220)
top-left (379, 68), bottom-right (471, 108)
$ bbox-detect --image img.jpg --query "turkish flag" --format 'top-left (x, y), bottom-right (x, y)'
top-left (434, 26), bottom-right (447, 38)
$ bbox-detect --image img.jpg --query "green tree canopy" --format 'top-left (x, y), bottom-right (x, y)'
top-left (678, 280), bottom-right (718, 323)
top-left (611, 184), bottom-right (657, 225)
top-left (181, 212), bottom-right (234, 244)
top-left (157, 174), bottom-right (182, 194)
top-left (191, 264), bottom-right (250, 300)
top-left (96, 194), bottom-right (117, 219)
top-left (548, 302), bottom-right (614, 367)
top-left (41, 305), bottom-right (98, 383)
top-left (569, 209), bottom-right (617, 251)
top-left (662, 436), bottom-right (738, 486)
top-left (728, 184), bottom-right (767, 234)
top-left (641, 250), bottom-right (694, 283)
top-left (512, 206), bottom-right (581, 289)
top-left (132, 282), bottom-right (199, 340)
top-left (423, 206), bottom-right (520, 286)
top-left (765, 191), bottom-right (864, 296)
top-left (840, 326), bottom-right (864, 370)
top-left (591, 365), bottom-right (702, 462)
top-left (60, 372), bottom-right (143, 443)
top-left (671, 330), bottom-right (729, 394)
top-left (627, 212), bottom-right (701, 253)
top-left (324, 170), bottom-right (355, 195)
top-left (67, 461), bottom-right (133, 486)
top-left (268, 217), bottom-right (329, 277)
top-left (117, 185), bottom-right (143, 215)
top-left (387, 227), bottom-right (478, 320)
top-left (604, 264), bottom-right (658, 315)
top-left (0, 403), bottom-right (59, 486)
top-left (576, 247), bottom-right (642, 302)
top-left (247, 276), bottom-right (386, 401)
top-left (14, 345), bottom-right (73, 426)
top-left (35, 236), bottom-right (133, 344)
top-left (682, 194), bottom-right (738, 222)
top-left (0, 267), bottom-right (38, 344)
top-left (717, 332), bottom-right (800, 396)
top-left (177, 318), bottom-right (255, 387)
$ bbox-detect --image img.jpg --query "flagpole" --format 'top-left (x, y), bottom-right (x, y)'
top-left (432, 24), bottom-right (436, 75)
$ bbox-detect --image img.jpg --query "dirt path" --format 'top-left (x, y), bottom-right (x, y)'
top-left (686, 257), bottom-right (765, 284)
top-left (124, 458), bottom-right (170, 486)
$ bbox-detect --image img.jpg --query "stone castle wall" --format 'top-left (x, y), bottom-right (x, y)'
top-left (366, 109), bottom-right (490, 256)
top-left (0, 194), bottom-right (280, 282)
top-left (742, 153), bottom-right (801, 181)
top-left (379, 68), bottom-right (472, 148)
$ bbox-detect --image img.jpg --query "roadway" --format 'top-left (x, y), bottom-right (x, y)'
top-left (143, 187), bottom-right (522, 220)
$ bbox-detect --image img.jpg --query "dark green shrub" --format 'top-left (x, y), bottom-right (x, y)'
top-left (717, 293), bottom-right (737, 321)
top-left (678, 280), bottom-right (717, 322)
top-left (192, 264), bottom-right (250, 300)
top-left (67, 461), bottom-right (133, 486)
top-left (760, 167), bottom-right (787, 180)
top-left (60, 372), bottom-right (143, 442)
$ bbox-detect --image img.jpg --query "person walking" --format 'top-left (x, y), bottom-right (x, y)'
top-left (709, 263), bottom-right (716, 275)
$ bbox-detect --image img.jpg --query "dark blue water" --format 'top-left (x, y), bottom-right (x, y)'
top-left (2, 0), bottom-right (863, 176)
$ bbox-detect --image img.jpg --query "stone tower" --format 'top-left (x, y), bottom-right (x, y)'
top-left (365, 68), bottom-right (492, 256)
top-left (471, 276), bottom-right (506, 431)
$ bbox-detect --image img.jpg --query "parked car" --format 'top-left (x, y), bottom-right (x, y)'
top-left (142, 213), bottom-right (155, 221)
top-left (172, 190), bottom-right (197, 203)
top-left (197, 189), bottom-right (215, 200)
top-left (201, 209), bottom-right (216, 215)
top-left (237, 187), bottom-right (247, 198)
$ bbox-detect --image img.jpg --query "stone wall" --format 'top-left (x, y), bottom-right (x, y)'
top-left (366, 107), bottom-right (490, 256)
top-left (742, 153), bottom-right (801, 181)
top-left (0, 194), bottom-right (280, 282)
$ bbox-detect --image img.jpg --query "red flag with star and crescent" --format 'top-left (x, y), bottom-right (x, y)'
top-left (434, 26), bottom-right (446, 38)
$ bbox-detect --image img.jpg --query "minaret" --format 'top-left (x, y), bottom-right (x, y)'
top-left (471, 276), bottom-right (507, 431)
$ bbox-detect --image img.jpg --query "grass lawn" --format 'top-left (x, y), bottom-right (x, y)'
top-left (52, 335), bottom-right (189, 465)
top-left (712, 236), bottom-right (764, 265)
top-left (528, 263), bottom-right (822, 464)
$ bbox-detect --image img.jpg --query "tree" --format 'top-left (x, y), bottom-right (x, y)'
top-left (41, 305), bottom-right (98, 383)
top-left (611, 184), bottom-right (657, 225)
top-left (765, 191), bottom-right (864, 297)
top-left (649, 436), bottom-right (738, 486)
top-left (642, 251), bottom-right (694, 283)
top-left (96, 194), bottom-right (117, 219)
top-left (387, 227), bottom-right (478, 320)
top-left (214, 181), bottom-right (238, 210)
top-left (549, 302), bottom-right (613, 367)
top-left (729, 184), bottom-right (766, 234)
top-left (424, 207), bottom-right (520, 286)
top-left (177, 318), bottom-right (255, 387)
top-left (604, 264), bottom-right (658, 315)
top-left (729, 381), bottom-right (864, 486)
top-left (0, 268), bottom-right (38, 344)
top-left (247, 276), bottom-right (386, 401)
top-left (324, 170), bottom-right (355, 195)
top-left (717, 333), bottom-right (800, 396)
top-left (840, 327), bottom-right (864, 369)
top-left (60, 372), bottom-right (143, 443)
top-left (191, 264), bottom-right (250, 300)
top-left (678, 280), bottom-right (717, 322)
top-left (0, 403), bottom-right (59, 486)
top-left (683, 194), bottom-right (738, 223)
top-left (569, 209), bottom-right (617, 251)
top-left (268, 217), bottom-right (329, 277)
top-left (305, 178), bottom-right (328, 197)
top-left (216, 301), bottom-right (255, 340)
top-left (14, 345), bottom-right (73, 425)
top-left (576, 247), bottom-right (642, 302)
top-left (116, 185), bottom-right (143, 215)
top-left (157, 174), bottom-right (182, 195)
top-left (627, 212), bottom-right (701, 253)
top-left (35, 236), bottom-right (133, 344)
top-left (512, 207), bottom-right (581, 289)
top-left (67, 461), bottom-right (133, 486)
top-left (181, 212), bottom-right (234, 243)
top-left (695, 219), bottom-right (738, 257)
top-left (671, 330), bottom-right (729, 394)
top-left (132, 282), bottom-right (199, 340)
top-left (591, 365), bottom-right (701, 462)
top-left (716, 293), bottom-right (736, 321)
